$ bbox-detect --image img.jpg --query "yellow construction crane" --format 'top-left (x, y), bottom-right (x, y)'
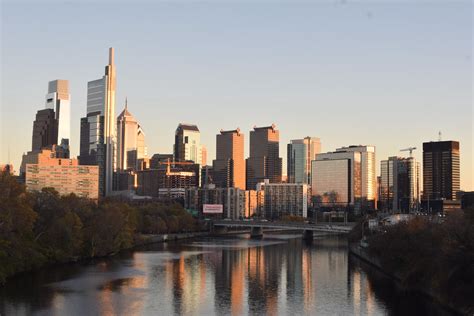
top-left (400, 147), bottom-right (417, 157)
top-left (158, 158), bottom-right (195, 175)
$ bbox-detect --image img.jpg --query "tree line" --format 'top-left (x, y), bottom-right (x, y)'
top-left (366, 209), bottom-right (474, 315)
top-left (0, 172), bottom-right (200, 284)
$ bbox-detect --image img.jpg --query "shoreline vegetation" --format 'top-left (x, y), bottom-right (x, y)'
top-left (0, 172), bottom-right (203, 284)
top-left (349, 209), bottom-right (474, 316)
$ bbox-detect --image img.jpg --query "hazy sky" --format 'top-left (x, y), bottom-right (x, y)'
top-left (1, 0), bottom-right (472, 190)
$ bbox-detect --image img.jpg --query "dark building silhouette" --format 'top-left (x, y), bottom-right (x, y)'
top-left (246, 125), bottom-right (282, 190)
top-left (31, 108), bottom-right (58, 152)
top-left (423, 141), bottom-right (460, 200)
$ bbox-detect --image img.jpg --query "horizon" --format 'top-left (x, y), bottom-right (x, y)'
top-left (1, 1), bottom-right (472, 190)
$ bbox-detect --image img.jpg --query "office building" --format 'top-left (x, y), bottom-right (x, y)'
top-left (335, 145), bottom-right (376, 208)
top-left (213, 128), bottom-right (245, 190)
top-left (24, 148), bottom-right (99, 200)
top-left (79, 48), bottom-right (117, 196)
top-left (423, 141), bottom-right (460, 200)
top-left (174, 123), bottom-right (203, 164)
top-left (380, 157), bottom-right (420, 212)
top-left (45, 79), bottom-right (70, 155)
top-left (256, 180), bottom-right (309, 219)
top-left (246, 125), bottom-right (282, 190)
top-left (287, 137), bottom-right (321, 184)
top-left (311, 150), bottom-right (362, 208)
top-left (31, 109), bottom-right (57, 152)
top-left (116, 100), bottom-right (147, 171)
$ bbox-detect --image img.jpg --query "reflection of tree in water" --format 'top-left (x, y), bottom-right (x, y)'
top-left (348, 255), bottom-right (455, 316)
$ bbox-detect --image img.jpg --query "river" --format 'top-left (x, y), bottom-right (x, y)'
top-left (0, 234), bottom-right (454, 315)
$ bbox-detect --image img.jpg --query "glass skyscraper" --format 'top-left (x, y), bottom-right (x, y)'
top-left (79, 48), bottom-right (116, 197)
top-left (45, 79), bottom-right (70, 156)
top-left (287, 137), bottom-right (321, 184)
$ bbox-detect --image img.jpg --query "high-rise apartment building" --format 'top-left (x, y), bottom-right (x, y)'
top-left (79, 48), bottom-right (116, 196)
top-left (45, 79), bottom-right (70, 155)
top-left (24, 148), bottom-right (99, 200)
top-left (256, 180), bottom-right (309, 219)
top-left (116, 100), bottom-right (147, 171)
top-left (380, 156), bottom-right (420, 212)
top-left (335, 145), bottom-right (376, 208)
top-left (423, 141), bottom-right (460, 200)
top-left (31, 109), bottom-right (57, 152)
top-left (246, 125), bottom-right (282, 190)
top-left (311, 151), bottom-right (362, 207)
top-left (174, 123), bottom-right (203, 164)
top-left (287, 137), bottom-right (321, 184)
top-left (212, 129), bottom-right (245, 190)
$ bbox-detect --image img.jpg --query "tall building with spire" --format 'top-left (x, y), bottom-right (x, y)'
top-left (79, 48), bottom-right (116, 196)
top-left (45, 79), bottom-right (70, 156)
top-left (246, 124), bottom-right (282, 190)
top-left (116, 99), bottom-right (147, 171)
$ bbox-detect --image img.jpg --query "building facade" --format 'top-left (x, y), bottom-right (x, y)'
top-left (24, 148), bottom-right (99, 200)
top-left (212, 129), bottom-right (245, 190)
top-left (116, 101), bottom-right (147, 171)
top-left (31, 108), bottom-right (57, 152)
top-left (45, 79), bottom-right (70, 156)
top-left (246, 125), bottom-right (282, 190)
top-left (79, 48), bottom-right (116, 196)
top-left (423, 141), bottom-right (460, 200)
top-left (335, 145), bottom-right (376, 208)
top-left (287, 137), bottom-right (321, 184)
top-left (174, 123), bottom-right (203, 164)
top-left (256, 180), bottom-right (309, 219)
top-left (311, 151), bottom-right (362, 208)
top-left (380, 156), bottom-right (420, 212)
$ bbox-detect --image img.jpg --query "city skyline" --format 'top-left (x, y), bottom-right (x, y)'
top-left (1, 1), bottom-right (472, 190)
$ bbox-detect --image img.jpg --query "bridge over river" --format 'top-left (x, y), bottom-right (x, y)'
top-left (212, 220), bottom-right (356, 239)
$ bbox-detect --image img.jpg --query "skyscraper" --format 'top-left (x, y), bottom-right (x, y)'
top-left (380, 156), bottom-right (420, 212)
top-left (335, 145), bottom-right (377, 208)
top-left (246, 124), bottom-right (282, 190)
top-left (213, 128), bottom-right (245, 190)
top-left (79, 48), bottom-right (116, 196)
top-left (116, 100), bottom-right (147, 171)
top-left (287, 137), bottom-right (321, 184)
top-left (174, 123), bottom-right (202, 164)
top-left (31, 108), bottom-right (57, 152)
top-left (423, 141), bottom-right (460, 200)
top-left (45, 79), bottom-right (70, 155)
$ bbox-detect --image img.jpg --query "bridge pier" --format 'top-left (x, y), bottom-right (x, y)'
top-left (250, 226), bottom-right (263, 239)
top-left (211, 225), bottom-right (228, 235)
top-left (302, 230), bottom-right (314, 241)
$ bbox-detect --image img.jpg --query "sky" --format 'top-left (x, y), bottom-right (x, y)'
top-left (1, 0), bottom-right (473, 190)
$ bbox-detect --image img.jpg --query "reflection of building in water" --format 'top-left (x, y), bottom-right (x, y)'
top-left (302, 247), bottom-right (313, 311)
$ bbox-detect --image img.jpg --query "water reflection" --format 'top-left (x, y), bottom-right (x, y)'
top-left (0, 235), bottom-right (454, 315)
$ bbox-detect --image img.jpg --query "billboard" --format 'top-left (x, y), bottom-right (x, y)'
top-left (203, 204), bottom-right (223, 214)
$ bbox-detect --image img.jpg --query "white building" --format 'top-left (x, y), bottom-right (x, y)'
top-left (45, 79), bottom-right (70, 153)
top-left (256, 180), bottom-right (309, 219)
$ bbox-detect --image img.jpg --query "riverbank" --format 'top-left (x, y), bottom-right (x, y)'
top-left (349, 243), bottom-right (465, 316)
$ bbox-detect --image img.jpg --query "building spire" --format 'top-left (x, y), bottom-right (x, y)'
top-left (109, 47), bottom-right (114, 65)
top-left (125, 97), bottom-right (128, 110)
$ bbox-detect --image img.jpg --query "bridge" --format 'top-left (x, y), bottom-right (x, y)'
top-left (212, 220), bottom-right (356, 240)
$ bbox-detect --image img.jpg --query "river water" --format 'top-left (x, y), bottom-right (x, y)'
top-left (0, 234), bottom-right (453, 315)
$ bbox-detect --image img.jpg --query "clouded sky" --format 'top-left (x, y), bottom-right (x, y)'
top-left (1, 0), bottom-right (472, 190)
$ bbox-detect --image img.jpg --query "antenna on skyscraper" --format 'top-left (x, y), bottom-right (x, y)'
top-left (438, 131), bottom-right (442, 141)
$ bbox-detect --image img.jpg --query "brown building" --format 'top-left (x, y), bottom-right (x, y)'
top-left (246, 125), bottom-right (282, 190)
top-left (24, 148), bottom-right (99, 200)
top-left (212, 129), bottom-right (245, 190)
top-left (32, 108), bottom-right (58, 152)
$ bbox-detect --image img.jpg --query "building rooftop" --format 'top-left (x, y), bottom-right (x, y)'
top-left (178, 123), bottom-right (200, 132)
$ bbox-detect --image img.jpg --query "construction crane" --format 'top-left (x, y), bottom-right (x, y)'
top-left (400, 147), bottom-right (417, 157)
top-left (158, 158), bottom-right (195, 175)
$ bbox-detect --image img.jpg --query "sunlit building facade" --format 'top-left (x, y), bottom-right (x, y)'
top-left (311, 151), bottom-right (362, 208)
top-left (256, 180), bottom-right (309, 219)
top-left (24, 148), bottom-right (99, 199)
top-left (287, 137), bottom-right (321, 184)
top-left (45, 79), bottom-right (70, 156)
top-left (246, 125), bottom-right (282, 190)
top-left (380, 156), bottom-right (420, 212)
top-left (213, 129), bottom-right (245, 190)
top-left (174, 123), bottom-right (203, 165)
top-left (79, 48), bottom-right (116, 196)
